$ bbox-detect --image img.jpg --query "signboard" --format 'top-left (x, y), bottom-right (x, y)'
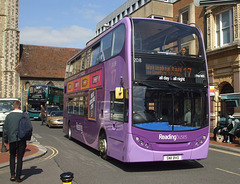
top-left (73, 79), bottom-right (81, 91)
top-left (134, 57), bottom-right (206, 84)
top-left (88, 88), bottom-right (96, 120)
top-left (81, 75), bottom-right (90, 90)
top-left (90, 70), bottom-right (102, 88)
top-left (66, 69), bottom-right (103, 93)
top-left (210, 86), bottom-right (215, 97)
top-left (67, 81), bottom-right (74, 93)
top-left (146, 64), bottom-right (192, 78)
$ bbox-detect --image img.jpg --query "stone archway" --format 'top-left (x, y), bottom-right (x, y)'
top-left (220, 82), bottom-right (234, 94)
top-left (47, 81), bottom-right (54, 86)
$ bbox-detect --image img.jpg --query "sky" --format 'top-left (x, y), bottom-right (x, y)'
top-left (19, 0), bottom-right (127, 49)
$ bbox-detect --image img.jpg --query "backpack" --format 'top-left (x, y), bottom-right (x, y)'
top-left (18, 113), bottom-right (32, 140)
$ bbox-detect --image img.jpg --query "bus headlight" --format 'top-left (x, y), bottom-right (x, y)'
top-left (133, 135), bottom-right (151, 149)
top-left (136, 137), bottom-right (140, 142)
top-left (194, 135), bottom-right (207, 147)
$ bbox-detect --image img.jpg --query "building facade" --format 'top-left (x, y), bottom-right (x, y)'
top-left (205, 2), bottom-right (240, 129)
top-left (0, 0), bottom-right (81, 107)
top-left (96, 0), bottom-right (204, 36)
top-left (97, 0), bottom-right (240, 130)
top-left (19, 45), bottom-right (81, 107)
top-left (0, 0), bottom-right (20, 98)
top-left (2, 0), bottom-right (240, 131)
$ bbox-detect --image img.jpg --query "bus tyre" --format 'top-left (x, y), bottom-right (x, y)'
top-left (99, 133), bottom-right (107, 160)
top-left (68, 123), bottom-right (72, 140)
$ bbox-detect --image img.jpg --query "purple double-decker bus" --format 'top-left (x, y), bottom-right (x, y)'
top-left (63, 17), bottom-right (210, 162)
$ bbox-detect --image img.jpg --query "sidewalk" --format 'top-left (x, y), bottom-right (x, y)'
top-left (209, 133), bottom-right (240, 153)
top-left (0, 134), bottom-right (239, 169)
top-left (0, 137), bottom-right (47, 169)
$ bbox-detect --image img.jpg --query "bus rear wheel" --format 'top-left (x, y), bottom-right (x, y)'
top-left (99, 133), bottom-right (107, 160)
top-left (68, 123), bottom-right (72, 140)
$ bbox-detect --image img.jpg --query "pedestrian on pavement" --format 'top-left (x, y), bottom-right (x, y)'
top-left (40, 104), bottom-right (46, 125)
top-left (3, 100), bottom-right (32, 183)
top-left (222, 118), bottom-right (234, 143)
top-left (213, 114), bottom-right (227, 141)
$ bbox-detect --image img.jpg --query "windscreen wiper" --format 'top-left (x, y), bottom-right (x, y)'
top-left (167, 81), bottom-right (183, 89)
top-left (134, 81), bottom-right (154, 88)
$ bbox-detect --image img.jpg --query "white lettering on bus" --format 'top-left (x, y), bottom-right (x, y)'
top-left (134, 58), bottom-right (142, 63)
top-left (159, 134), bottom-right (188, 141)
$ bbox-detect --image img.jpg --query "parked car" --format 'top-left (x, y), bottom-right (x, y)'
top-left (0, 98), bottom-right (18, 134)
top-left (45, 105), bottom-right (60, 121)
top-left (46, 111), bottom-right (63, 128)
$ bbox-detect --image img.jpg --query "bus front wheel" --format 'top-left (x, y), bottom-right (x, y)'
top-left (99, 133), bottom-right (107, 160)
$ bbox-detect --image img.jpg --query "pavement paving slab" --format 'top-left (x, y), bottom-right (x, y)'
top-left (0, 137), bottom-right (47, 168)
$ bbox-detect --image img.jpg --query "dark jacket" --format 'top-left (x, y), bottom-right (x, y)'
top-left (4, 110), bottom-right (32, 143)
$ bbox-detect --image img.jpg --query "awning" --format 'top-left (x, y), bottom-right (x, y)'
top-left (220, 93), bottom-right (240, 100)
top-left (220, 93), bottom-right (240, 107)
top-left (197, 0), bottom-right (239, 6)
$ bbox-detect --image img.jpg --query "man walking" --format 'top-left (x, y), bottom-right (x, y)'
top-left (40, 104), bottom-right (46, 125)
top-left (4, 100), bottom-right (32, 182)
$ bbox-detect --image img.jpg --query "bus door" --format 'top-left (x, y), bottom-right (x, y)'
top-left (108, 90), bottom-right (128, 159)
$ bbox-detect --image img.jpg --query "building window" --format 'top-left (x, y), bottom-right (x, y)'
top-left (138, 0), bottom-right (141, 7)
top-left (180, 9), bottom-right (189, 24)
top-left (215, 9), bottom-right (233, 47)
top-left (149, 15), bottom-right (164, 20)
top-left (24, 82), bottom-right (30, 91)
top-left (132, 4), bottom-right (136, 11)
top-left (127, 8), bottom-right (130, 15)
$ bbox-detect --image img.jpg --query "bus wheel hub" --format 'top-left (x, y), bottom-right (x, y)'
top-left (99, 139), bottom-right (107, 153)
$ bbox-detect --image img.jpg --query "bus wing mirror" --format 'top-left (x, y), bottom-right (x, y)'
top-left (115, 87), bottom-right (123, 99)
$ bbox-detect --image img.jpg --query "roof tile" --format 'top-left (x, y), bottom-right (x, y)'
top-left (19, 45), bottom-right (81, 79)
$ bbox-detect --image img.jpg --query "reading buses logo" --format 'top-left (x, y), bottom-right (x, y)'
top-left (159, 134), bottom-right (187, 141)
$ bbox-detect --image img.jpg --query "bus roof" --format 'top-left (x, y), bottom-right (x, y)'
top-left (0, 98), bottom-right (19, 101)
top-left (29, 84), bottom-right (63, 89)
top-left (67, 17), bottom-right (202, 65)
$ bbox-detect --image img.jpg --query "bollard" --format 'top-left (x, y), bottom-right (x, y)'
top-left (60, 172), bottom-right (74, 184)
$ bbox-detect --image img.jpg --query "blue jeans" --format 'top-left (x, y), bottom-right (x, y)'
top-left (40, 114), bottom-right (45, 125)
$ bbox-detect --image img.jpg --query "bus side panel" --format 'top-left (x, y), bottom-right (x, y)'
top-left (102, 55), bottom-right (129, 161)
top-left (70, 115), bottom-right (85, 143)
top-left (64, 102), bottom-right (102, 150)
top-left (63, 70), bottom-right (104, 150)
top-left (105, 123), bottom-right (127, 161)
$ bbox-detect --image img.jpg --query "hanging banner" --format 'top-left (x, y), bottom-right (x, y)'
top-left (88, 88), bottom-right (96, 120)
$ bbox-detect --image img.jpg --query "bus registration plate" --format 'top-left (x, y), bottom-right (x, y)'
top-left (164, 155), bottom-right (182, 161)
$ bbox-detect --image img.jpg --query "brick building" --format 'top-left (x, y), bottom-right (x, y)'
top-left (19, 45), bottom-right (80, 106)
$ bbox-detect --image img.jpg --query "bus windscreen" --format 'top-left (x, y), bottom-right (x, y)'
top-left (133, 19), bottom-right (203, 57)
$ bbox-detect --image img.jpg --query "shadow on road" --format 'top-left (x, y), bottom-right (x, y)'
top-left (109, 159), bottom-right (204, 172)
top-left (66, 135), bottom-right (204, 172)
top-left (21, 166), bottom-right (43, 181)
